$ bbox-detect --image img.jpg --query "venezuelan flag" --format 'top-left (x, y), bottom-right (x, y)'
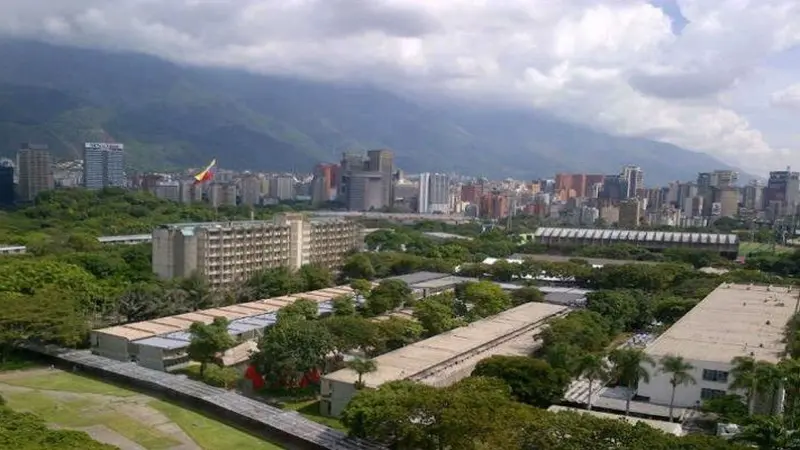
top-left (194, 159), bottom-right (216, 183)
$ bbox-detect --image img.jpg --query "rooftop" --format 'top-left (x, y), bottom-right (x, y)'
top-left (386, 271), bottom-right (451, 286)
top-left (323, 302), bottom-right (567, 388)
top-left (94, 285), bottom-right (362, 348)
top-left (534, 227), bottom-right (739, 245)
top-left (644, 283), bottom-right (799, 363)
top-left (547, 406), bottom-right (683, 436)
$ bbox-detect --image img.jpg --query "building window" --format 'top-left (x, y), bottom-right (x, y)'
top-left (702, 369), bottom-right (729, 383)
top-left (701, 388), bottom-right (726, 400)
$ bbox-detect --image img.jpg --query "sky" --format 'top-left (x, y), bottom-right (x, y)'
top-left (1, 0), bottom-right (800, 175)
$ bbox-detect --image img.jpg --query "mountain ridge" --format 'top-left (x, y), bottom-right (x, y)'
top-left (0, 40), bottom-right (749, 184)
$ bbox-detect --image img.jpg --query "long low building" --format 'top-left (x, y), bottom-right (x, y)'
top-left (91, 285), bottom-right (363, 372)
top-left (320, 302), bottom-right (568, 417)
top-left (638, 283), bottom-right (799, 411)
top-left (533, 227), bottom-right (740, 258)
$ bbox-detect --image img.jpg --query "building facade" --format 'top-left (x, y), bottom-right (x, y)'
top-left (17, 143), bottom-right (54, 202)
top-left (83, 142), bottom-right (125, 189)
top-left (0, 162), bottom-right (14, 206)
top-left (152, 214), bottom-right (362, 287)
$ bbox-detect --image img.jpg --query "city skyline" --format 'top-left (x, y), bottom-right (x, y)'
top-left (3, 2), bottom-right (800, 175)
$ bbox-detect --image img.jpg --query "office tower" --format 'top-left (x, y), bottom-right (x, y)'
top-left (269, 176), bottom-right (295, 201)
top-left (621, 165), bottom-right (643, 199)
top-left (240, 174), bottom-right (262, 206)
top-left (151, 214), bottom-right (363, 288)
top-left (0, 161), bottom-right (14, 206)
top-left (418, 172), bottom-right (431, 213)
top-left (83, 142), bottom-right (125, 189)
top-left (599, 175), bottom-right (627, 202)
top-left (715, 187), bottom-right (739, 218)
top-left (367, 149), bottom-right (394, 207)
top-left (764, 168), bottom-right (800, 216)
top-left (742, 181), bottom-right (764, 211)
top-left (17, 143), bottom-right (54, 202)
top-left (311, 164), bottom-right (337, 206)
top-left (618, 199), bottom-right (642, 227)
top-left (478, 192), bottom-right (508, 219)
top-left (697, 170), bottom-right (739, 189)
top-left (153, 181), bottom-right (180, 202)
top-left (428, 173), bottom-right (450, 213)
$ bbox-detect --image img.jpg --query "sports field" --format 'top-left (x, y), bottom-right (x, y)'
top-left (0, 368), bottom-right (284, 450)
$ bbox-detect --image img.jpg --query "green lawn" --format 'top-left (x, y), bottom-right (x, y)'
top-left (282, 399), bottom-right (347, 431)
top-left (0, 370), bottom-right (286, 450)
top-left (739, 241), bottom-right (793, 255)
top-left (150, 401), bottom-right (284, 450)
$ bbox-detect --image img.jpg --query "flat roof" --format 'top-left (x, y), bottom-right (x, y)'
top-left (387, 271), bottom-right (451, 285)
top-left (410, 276), bottom-right (477, 290)
top-left (93, 285), bottom-right (357, 342)
top-left (547, 406), bottom-right (683, 436)
top-left (324, 302), bottom-right (567, 388)
top-left (534, 227), bottom-right (739, 245)
top-left (645, 283), bottom-right (799, 363)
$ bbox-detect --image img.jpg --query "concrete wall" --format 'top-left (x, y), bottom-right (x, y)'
top-left (90, 332), bottom-right (129, 361)
top-left (320, 378), bottom-right (359, 418)
top-left (638, 358), bottom-right (736, 408)
top-left (137, 345), bottom-right (167, 372)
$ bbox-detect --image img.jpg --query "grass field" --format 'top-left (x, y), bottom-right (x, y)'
top-left (0, 369), bottom-right (285, 450)
top-left (739, 241), bottom-right (794, 256)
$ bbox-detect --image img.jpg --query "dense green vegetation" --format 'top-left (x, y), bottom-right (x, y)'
top-left (0, 403), bottom-right (116, 450)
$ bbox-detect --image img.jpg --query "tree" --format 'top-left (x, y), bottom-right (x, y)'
top-left (373, 317), bottom-right (423, 354)
top-left (659, 354), bottom-right (696, 421)
top-left (733, 415), bottom-right (800, 450)
top-left (347, 358), bottom-right (378, 388)
top-left (187, 317), bottom-right (235, 376)
top-left (277, 298), bottom-right (318, 321)
top-left (331, 294), bottom-right (357, 316)
top-left (575, 352), bottom-right (610, 410)
top-left (586, 290), bottom-right (640, 333)
top-left (461, 281), bottom-right (511, 319)
top-left (245, 266), bottom-right (301, 299)
top-left (251, 318), bottom-right (334, 387)
top-left (323, 315), bottom-right (379, 357)
top-left (350, 278), bottom-right (373, 299)
top-left (178, 272), bottom-right (216, 310)
top-left (413, 297), bottom-right (463, 336)
top-left (115, 282), bottom-right (166, 323)
top-left (472, 355), bottom-right (570, 408)
top-left (342, 253), bottom-right (376, 280)
top-left (298, 264), bottom-right (333, 291)
top-left (365, 279), bottom-right (412, 316)
top-left (609, 348), bottom-right (656, 416)
top-left (510, 286), bottom-right (544, 306)
top-left (1, 406), bottom-right (117, 449)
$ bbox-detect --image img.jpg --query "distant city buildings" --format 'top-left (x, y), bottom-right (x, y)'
top-left (83, 142), bottom-right (125, 189)
top-left (17, 143), bottom-right (54, 202)
top-left (338, 149), bottom-right (395, 211)
top-left (0, 160), bottom-right (14, 206)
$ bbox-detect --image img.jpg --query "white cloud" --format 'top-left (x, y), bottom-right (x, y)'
top-left (771, 84), bottom-right (800, 109)
top-left (1, 0), bottom-right (800, 174)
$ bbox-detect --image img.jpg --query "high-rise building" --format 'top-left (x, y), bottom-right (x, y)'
top-left (0, 161), bottom-right (14, 206)
top-left (240, 174), bottom-right (262, 206)
top-left (621, 165), bottom-right (643, 199)
top-left (698, 170), bottom-right (739, 189)
top-left (367, 149), bottom-right (394, 207)
top-left (269, 176), bottom-right (295, 201)
top-left (83, 142), bottom-right (125, 189)
top-left (311, 164), bottom-right (337, 206)
top-left (151, 215), bottom-right (363, 288)
top-left (153, 181), bottom-right (180, 202)
top-left (618, 199), bottom-right (642, 228)
top-left (479, 192), bottom-right (508, 219)
top-left (742, 181), bottom-right (764, 211)
top-left (764, 169), bottom-right (800, 216)
top-left (17, 143), bottom-right (54, 202)
top-left (599, 175), bottom-right (627, 202)
top-left (418, 172), bottom-right (430, 213)
top-left (715, 187), bottom-right (739, 218)
top-left (429, 173), bottom-right (450, 213)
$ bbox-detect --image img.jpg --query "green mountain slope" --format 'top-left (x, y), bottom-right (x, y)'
top-left (0, 40), bottom-right (747, 183)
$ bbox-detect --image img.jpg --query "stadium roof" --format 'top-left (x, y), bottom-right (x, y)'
top-left (533, 227), bottom-right (739, 245)
top-left (644, 283), bottom-right (799, 363)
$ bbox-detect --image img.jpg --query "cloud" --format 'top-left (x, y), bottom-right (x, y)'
top-left (771, 84), bottom-right (800, 109)
top-left (1, 0), bottom-right (800, 174)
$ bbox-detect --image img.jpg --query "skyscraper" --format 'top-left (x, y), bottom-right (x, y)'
top-left (83, 142), bottom-right (125, 189)
top-left (17, 143), bottom-right (54, 202)
top-left (621, 165), bottom-right (643, 199)
top-left (418, 172), bottom-right (431, 213)
top-left (367, 149), bottom-right (394, 207)
top-left (428, 173), bottom-right (450, 213)
top-left (0, 161), bottom-right (14, 206)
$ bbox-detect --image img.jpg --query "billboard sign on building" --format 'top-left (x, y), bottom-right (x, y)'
top-left (711, 202), bottom-right (722, 216)
top-left (85, 142), bottom-right (124, 151)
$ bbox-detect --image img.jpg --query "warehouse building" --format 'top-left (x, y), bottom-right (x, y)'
top-left (152, 214), bottom-right (362, 288)
top-left (91, 285), bottom-right (361, 372)
top-left (319, 302), bottom-right (568, 417)
top-left (638, 283), bottom-right (798, 411)
top-left (533, 227), bottom-right (739, 258)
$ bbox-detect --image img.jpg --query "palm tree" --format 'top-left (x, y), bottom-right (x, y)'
top-left (659, 354), bottom-right (696, 422)
top-left (778, 359), bottom-right (800, 426)
top-left (609, 348), bottom-right (655, 416)
top-left (754, 361), bottom-right (783, 415)
top-left (575, 353), bottom-right (610, 411)
top-left (347, 358), bottom-right (378, 389)
top-left (730, 356), bottom-right (758, 415)
top-left (733, 415), bottom-right (800, 450)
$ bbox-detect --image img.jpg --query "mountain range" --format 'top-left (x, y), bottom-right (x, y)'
top-left (0, 40), bottom-right (747, 184)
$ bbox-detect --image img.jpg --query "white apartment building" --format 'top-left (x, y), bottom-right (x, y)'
top-left (638, 283), bottom-right (798, 412)
top-left (152, 214), bottom-right (362, 287)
